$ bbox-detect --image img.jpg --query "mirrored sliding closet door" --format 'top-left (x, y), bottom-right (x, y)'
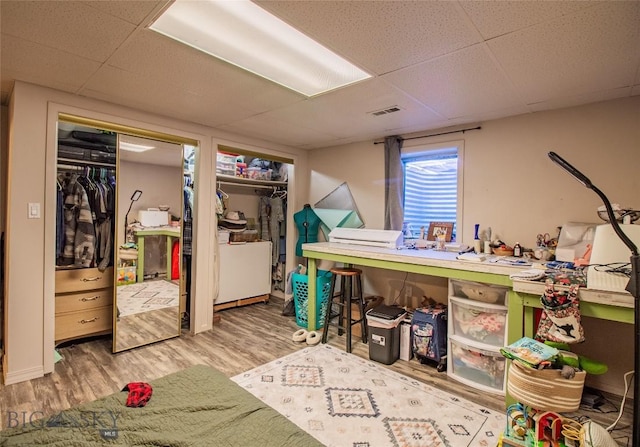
top-left (113, 133), bottom-right (185, 352)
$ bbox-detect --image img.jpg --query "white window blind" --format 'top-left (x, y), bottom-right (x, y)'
top-left (402, 149), bottom-right (458, 240)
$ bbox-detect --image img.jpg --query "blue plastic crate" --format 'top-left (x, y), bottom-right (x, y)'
top-left (292, 270), bottom-right (333, 329)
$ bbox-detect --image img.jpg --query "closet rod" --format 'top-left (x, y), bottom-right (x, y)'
top-left (217, 181), bottom-right (276, 191)
top-left (58, 157), bottom-right (116, 168)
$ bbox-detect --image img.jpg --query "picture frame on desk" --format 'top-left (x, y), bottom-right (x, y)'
top-left (427, 222), bottom-right (454, 242)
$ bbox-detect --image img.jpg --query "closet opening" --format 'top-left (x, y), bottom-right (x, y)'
top-left (53, 113), bottom-right (199, 354)
top-left (214, 145), bottom-right (293, 317)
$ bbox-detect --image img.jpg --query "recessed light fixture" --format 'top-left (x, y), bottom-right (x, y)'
top-left (149, 0), bottom-right (371, 97)
top-left (119, 142), bottom-right (156, 153)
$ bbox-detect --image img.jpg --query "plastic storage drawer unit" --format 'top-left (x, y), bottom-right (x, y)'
top-left (449, 280), bottom-right (508, 305)
top-left (448, 336), bottom-right (506, 394)
top-left (449, 296), bottom-right (507, 347)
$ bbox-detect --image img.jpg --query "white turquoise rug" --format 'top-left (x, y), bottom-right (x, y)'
top-left (116, 279), bottom-right (179, 317)
top-left (232, 345), bottom-right (504, 447)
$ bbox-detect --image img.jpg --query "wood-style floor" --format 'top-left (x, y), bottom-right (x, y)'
top-left (0, 298), bottom-right (633, 445)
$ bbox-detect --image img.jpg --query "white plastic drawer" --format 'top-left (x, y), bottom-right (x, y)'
top-left (217, 153), bottom-right (237, 164)
top-left (449, 279), bottom-right (508, 305)
top-left (448, 336), bottom-right (506, 394)
top-left (449, 296), bottom-right (507, 347)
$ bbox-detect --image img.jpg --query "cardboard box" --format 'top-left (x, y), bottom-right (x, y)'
top-left (399, 320), bottom-right (413, 361)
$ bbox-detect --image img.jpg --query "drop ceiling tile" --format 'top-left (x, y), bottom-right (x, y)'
top-left (83, 65), bottom-right (257, 128)
top-left (104, 30), bottom-right (304, 114)
top-left (218, 114), bottom-right (338, 149)
top-left (460, 0), bottom-right (596, 40)
top-left (454, 105), bottom-right (532, 125)
top-left (529, 86), bottom-right (633, 113)
top-left (1, 34), bottom-right (101, 93)
top-left (262, 78), bottom-right (444, 139)
top-left (256, 1), bottom-right (481, 75)
top-left (383, 44), bottom-right (524, 119)
top-left (81, 0), bottom-right (166, 25)
top-left (0, 0), bottom-right (136, 62)
top-left (487, 2), bottom-right (640, 104)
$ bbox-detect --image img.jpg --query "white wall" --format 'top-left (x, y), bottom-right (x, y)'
top-left (308, 96), bottom-right (640, 396)
top-left (3, 81), bottom-right (307, 385)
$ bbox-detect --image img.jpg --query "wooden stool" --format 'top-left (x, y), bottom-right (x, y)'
top-left (321, 267), bottom-right (368, 353)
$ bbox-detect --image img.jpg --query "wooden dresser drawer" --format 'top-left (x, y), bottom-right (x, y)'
top-left (56, 288), bottom-right (113, 314)
top-left (55, 267), bottom-right (113, 294)
top-left (55, 306), bottom-right (112, 342)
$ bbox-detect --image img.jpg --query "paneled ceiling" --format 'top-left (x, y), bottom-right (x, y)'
top-left (2, 1), bottom-right (639, 150)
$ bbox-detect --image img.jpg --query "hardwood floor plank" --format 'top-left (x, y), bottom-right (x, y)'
top-left (0, 298), bottom-right (633, 445)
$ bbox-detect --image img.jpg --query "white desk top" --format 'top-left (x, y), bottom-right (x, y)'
top-left (303, 242), bottom-right (635, 308)
top-left (302, 242), bottom-right (525, 276)
top-left (512, 279), bottom-right (634, 308)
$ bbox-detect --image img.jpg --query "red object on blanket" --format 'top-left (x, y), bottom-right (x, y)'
top-left (172, 240), bottom-right (180, 280)
top-left (122, 382), bottom-right (153, 407)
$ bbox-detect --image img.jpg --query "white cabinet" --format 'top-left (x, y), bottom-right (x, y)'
top-left (217, 241), bottom-right (272, 306)
top-left (447, 279), bottom-right (509, 394)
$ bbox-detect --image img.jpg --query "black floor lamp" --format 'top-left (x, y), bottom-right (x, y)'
top-left (124, 190), bottom-right (142, 241)
top-left (549, 151), bottom-right (639, 444)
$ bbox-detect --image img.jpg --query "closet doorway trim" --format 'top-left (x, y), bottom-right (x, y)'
top-left (59, 113), bottom-right (199, 147)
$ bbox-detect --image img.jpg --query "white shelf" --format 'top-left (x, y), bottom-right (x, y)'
top-left (216, 173), bottom-right (287, 189)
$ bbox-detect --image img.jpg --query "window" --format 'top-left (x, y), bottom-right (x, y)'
top-left (402, 145), bottom-right (462, 241)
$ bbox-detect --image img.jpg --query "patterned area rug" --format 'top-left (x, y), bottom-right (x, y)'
top-left (232, 345), bottom-right (503, 447)
top-left (116, 280), bottom-right (179, 317)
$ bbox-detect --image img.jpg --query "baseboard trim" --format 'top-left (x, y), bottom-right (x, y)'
top-left (3, 365), bottom-right (44, 386)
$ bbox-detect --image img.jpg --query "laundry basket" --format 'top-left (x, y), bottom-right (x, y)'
top-left (292, 270), bottom-right (333, 329)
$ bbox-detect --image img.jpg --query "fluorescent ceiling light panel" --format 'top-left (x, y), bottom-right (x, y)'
top-left (149, 0), bottom-right (372, 96)
top-left (120, 142), bottom-right (156, 153)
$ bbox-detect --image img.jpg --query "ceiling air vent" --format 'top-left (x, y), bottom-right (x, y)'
top-left (369, 106), bottom-right (402, 117)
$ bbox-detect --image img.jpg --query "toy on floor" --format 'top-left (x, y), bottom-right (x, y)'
top-left (502, 404), bottom-right (572, 447)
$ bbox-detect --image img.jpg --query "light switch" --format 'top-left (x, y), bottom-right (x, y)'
top-left (28, 202), bottom-right (40, 219)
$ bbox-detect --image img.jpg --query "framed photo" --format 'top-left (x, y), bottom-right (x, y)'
top-left (426, 222), bottom-right (454, 242)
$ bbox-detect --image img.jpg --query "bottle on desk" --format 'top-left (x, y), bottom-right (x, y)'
top-left (513, 242), bottom-right (522, 257)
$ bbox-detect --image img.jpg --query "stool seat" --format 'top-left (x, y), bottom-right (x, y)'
top-left (329, 267), bottom-right (362, 277)
top-left (322, 267), bottom-right (368, 353)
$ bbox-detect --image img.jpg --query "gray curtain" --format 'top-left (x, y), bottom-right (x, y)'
top-left (384, 136), bottom-right (404, 231)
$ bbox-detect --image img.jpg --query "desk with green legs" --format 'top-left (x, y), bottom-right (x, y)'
top-left (134, 227), bottom-right (181, 283)
top-left (302, 242), bottom-right (634, 409)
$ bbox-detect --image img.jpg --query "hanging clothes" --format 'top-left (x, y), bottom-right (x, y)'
top-left (183, 186), bottom-right (193, 257)
top-left (57, 168), bottom-right (116, 269)
top-left (59, 173), bottom-right (96, 267)
top-left (269, 196), bottom-right (284, 266)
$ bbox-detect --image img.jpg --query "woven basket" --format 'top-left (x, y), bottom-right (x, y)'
top-left (507, 360), bottom-right (586, 412)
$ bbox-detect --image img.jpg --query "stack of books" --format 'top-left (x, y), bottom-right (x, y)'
top-left (500, 337), bottom-right (559, 368)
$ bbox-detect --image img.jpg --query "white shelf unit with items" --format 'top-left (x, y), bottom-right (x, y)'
top-left (447, 279), bottom-right (510, 395)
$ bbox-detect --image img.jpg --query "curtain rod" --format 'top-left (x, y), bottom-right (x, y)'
top-left (373, 125), bottom-right (481, 144)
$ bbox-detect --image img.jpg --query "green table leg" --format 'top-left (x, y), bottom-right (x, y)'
top-left (136, 236), bottom-right (145, 283)
top-left (505, 291), bottom-right (525, 409)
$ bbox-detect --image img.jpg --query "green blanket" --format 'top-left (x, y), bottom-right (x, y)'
top-left (0, 365), bottom-right (324, 446)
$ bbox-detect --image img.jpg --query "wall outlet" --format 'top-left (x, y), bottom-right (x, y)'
top-left (405, 285), bottom-right (413, 298)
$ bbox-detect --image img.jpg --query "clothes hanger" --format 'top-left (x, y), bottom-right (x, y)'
top-left (216, 182), bottom-right (229, 199)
